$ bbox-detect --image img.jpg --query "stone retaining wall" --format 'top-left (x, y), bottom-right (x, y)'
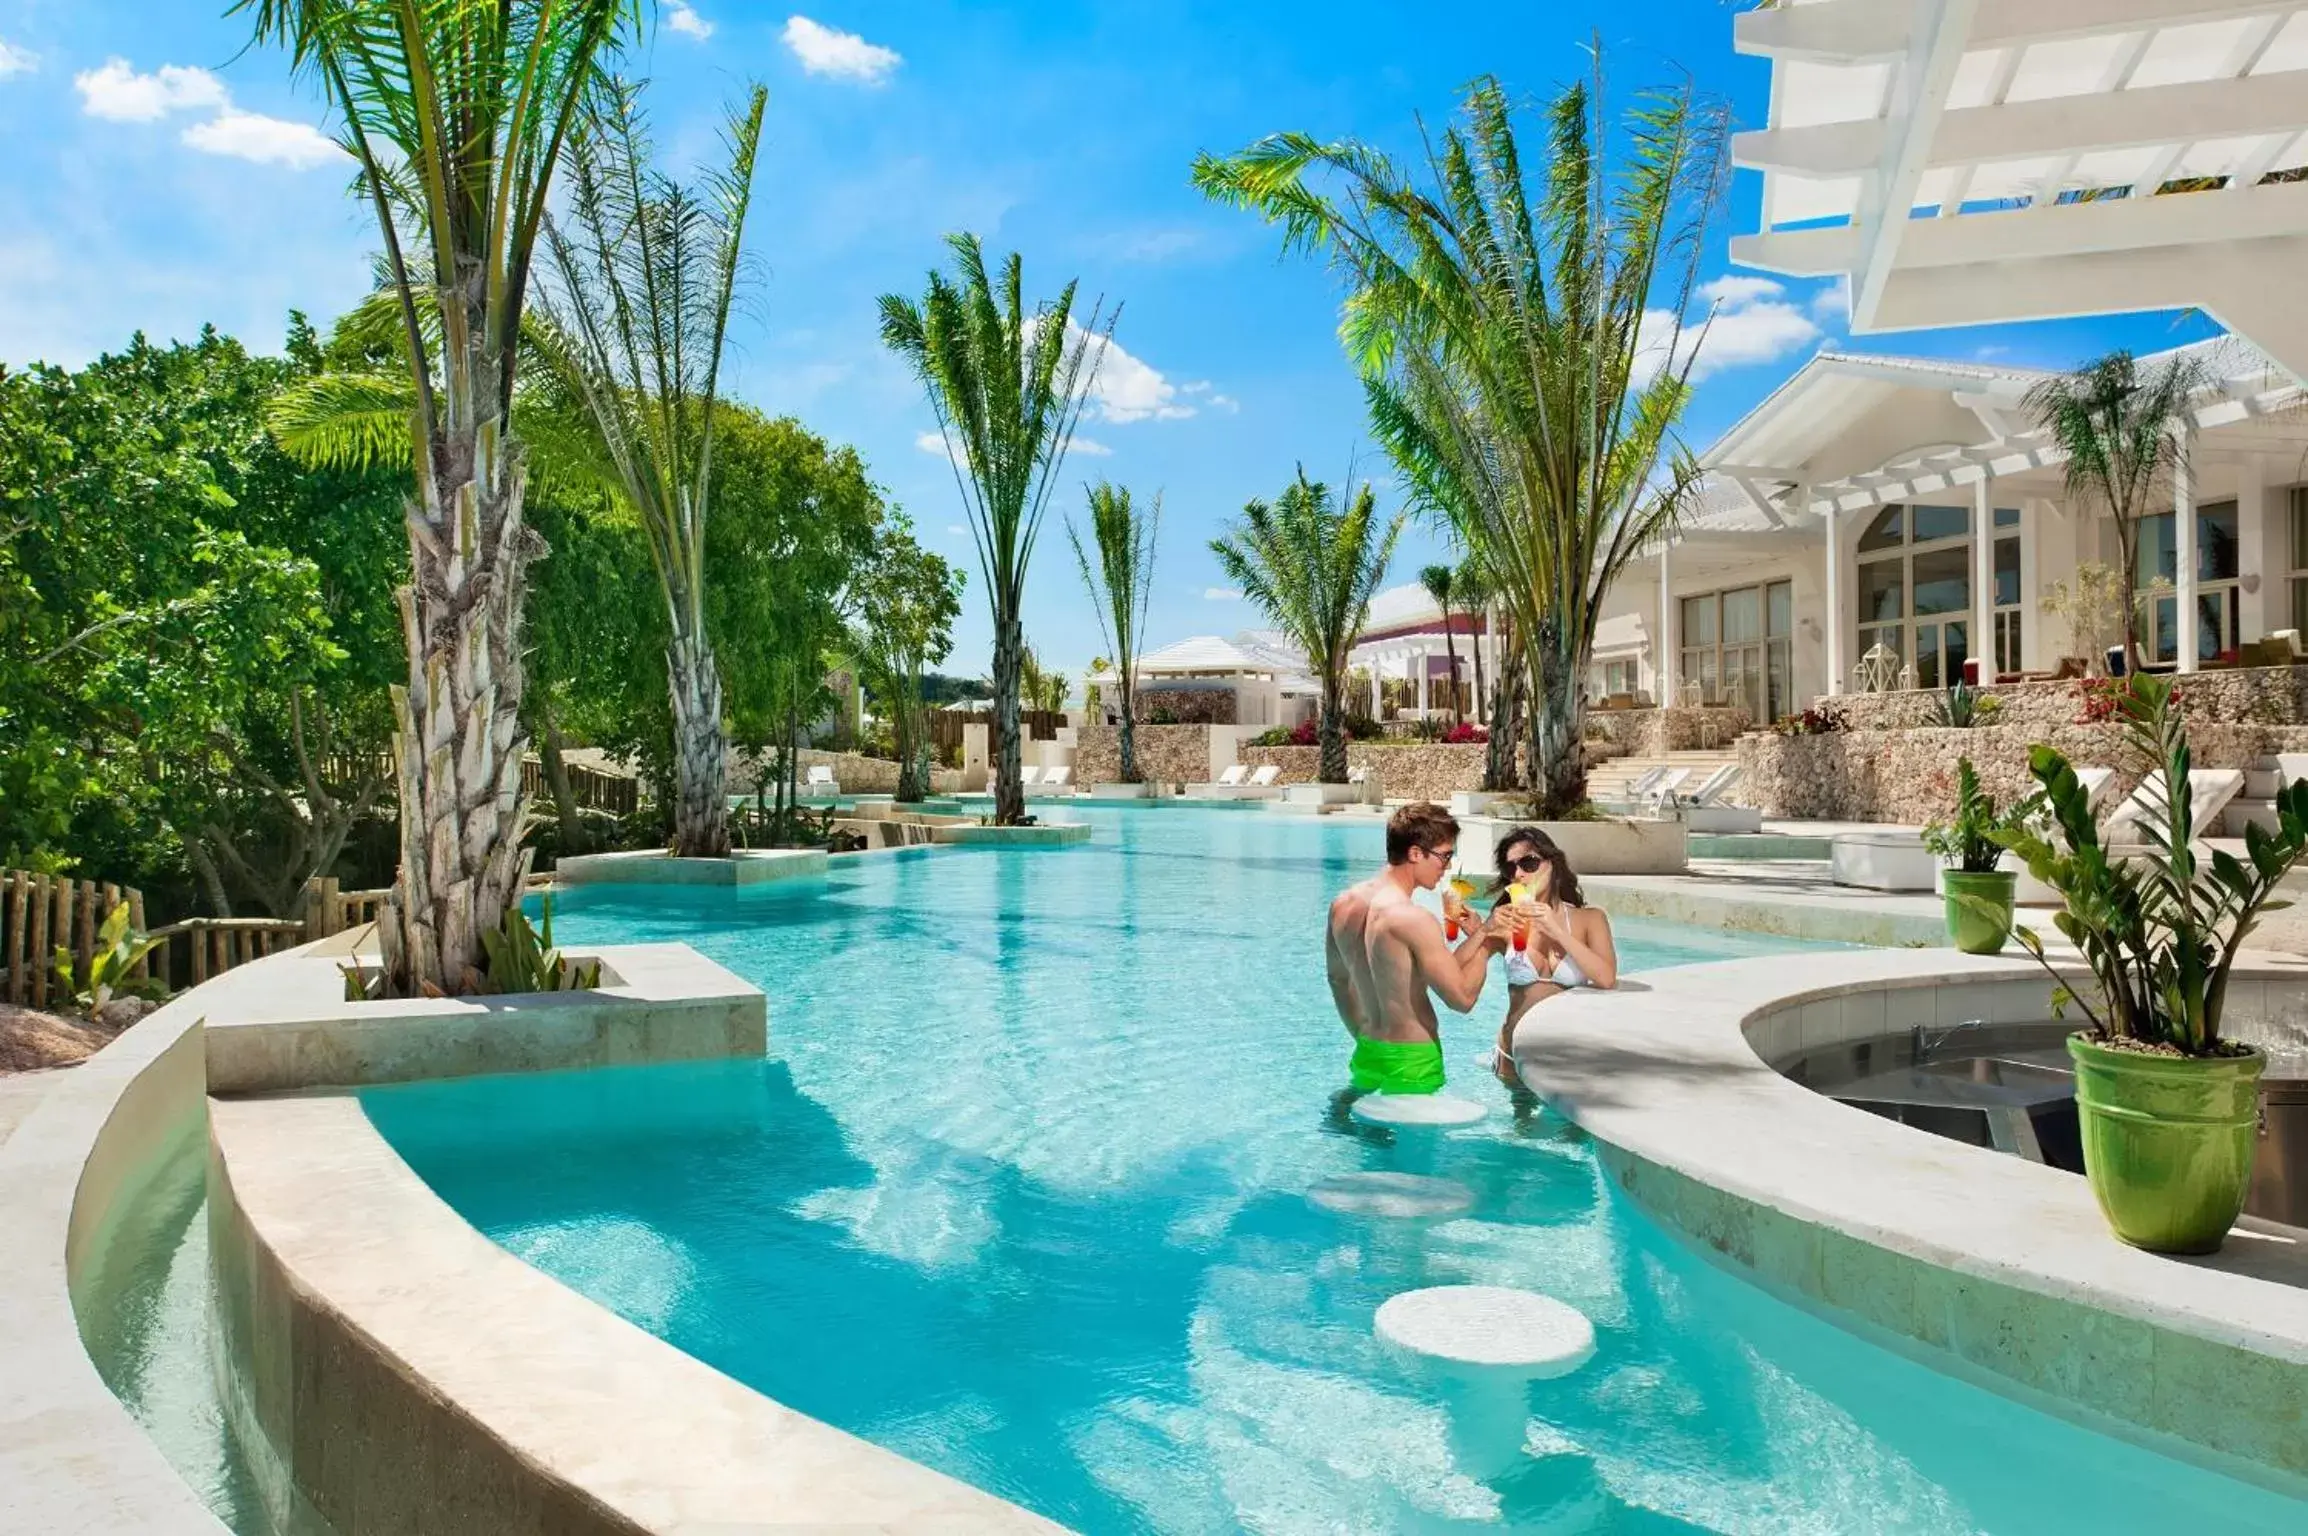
top-left (1239, 743), bottom-right (1488, 804)
top-left (1136, 687), bottom-right (1236, 725)
top-left (1741, 722), bottom-right (2308, 822)
top-left (1586, 705), bottom-right (1752, 754)
top-left (1825, 663), bottom-right (2308, 733)
top-left (1076, 724), bottom-right (1221, 787)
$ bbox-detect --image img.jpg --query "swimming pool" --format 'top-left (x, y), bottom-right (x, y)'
top-left (362, 808), bottom-right (2307, 1532)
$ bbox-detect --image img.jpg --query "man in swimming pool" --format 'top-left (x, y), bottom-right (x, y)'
top-left (1326, 803), bottom-right (1516, 1095)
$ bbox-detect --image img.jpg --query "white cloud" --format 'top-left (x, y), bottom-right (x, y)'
top-left (1080, 325), bottom-right (1194, 423)
top-left (1204, 587), bottom-right (1243, 602)
top-left (1637, 272), bottom-right (1823, 384)
top-left (0, 38), bottom-right (37, 77)
top-left (667, 1), bottom-right (715, 39)
top-left (1208, 393), bottom-right (1239, 413)
top-left (1696, 274), bottom-right (1784, 309)
top-left (1811, 281), bottom-right (1850, 322)
top-left (76, 58), bottom-right (226, 121)
top-left (183, 109), bottom-right (341, 169)
top-left (1069, 435), bottom-right (1113, 457)
top-left (945, 523), bottom-right (968, 537)
top-left (782, 16), bottom-right (901, 84)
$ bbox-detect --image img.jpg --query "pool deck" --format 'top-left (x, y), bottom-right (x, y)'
top-left (1513, 947), bottom-right (2308, 1490)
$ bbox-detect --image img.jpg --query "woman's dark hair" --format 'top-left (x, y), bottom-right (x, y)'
top-left (1491, 826), bottom-right (1584, 907)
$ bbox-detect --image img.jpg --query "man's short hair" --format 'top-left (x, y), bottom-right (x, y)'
top-left (1386, 802), bottom-right (1459, 865)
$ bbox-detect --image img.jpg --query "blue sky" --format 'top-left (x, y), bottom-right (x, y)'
top-left (0, 1), bottom-right (2222, 680)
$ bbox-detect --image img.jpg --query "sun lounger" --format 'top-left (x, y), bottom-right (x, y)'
top-left (1019, 765), bottom-right (1043, 787)
top-left (1248, 765), bottom-right (1281, 787)
top-left (1622, 765), bottom-right (1669, 800)
top-left (1675, 764), bottom-right (1760, 832)
top-left (803, 764), bottom-right (839, 797)
top-left (1215, 764), bottom-right (1249, 787)
top-left (2104, 768), bottom-right (2244, 847)
top-left (1641, 769), bottom-right (1691, 811)
top-left (1683, 765), bottom-right (1742, 806)
top-left (1026, 765), bottom-right (1075, 797)
top-left (1188, 761), bottom-right (1285, 800)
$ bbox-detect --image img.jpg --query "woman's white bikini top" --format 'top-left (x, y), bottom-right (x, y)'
top-left (1505, 905), bottom-right (1591, 988)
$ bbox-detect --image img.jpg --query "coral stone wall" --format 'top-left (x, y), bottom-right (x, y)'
top-left (1741, 722), bottom-right (2308, 823)
top-left (1135, 687), bottom-right (1237, 725)
top-left (1076, 724), bottom-right (1223, 786)
top-left (1238, 743), bottom-right (1489, 803)
top-left (1825, 664), bottom-right (2308, 733)
top-left (1587, 705), bottom-right (1753, 754)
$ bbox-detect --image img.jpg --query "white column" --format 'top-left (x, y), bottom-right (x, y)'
top-left (2238, 459), bottom-right (2272, 644)
top-left (1656, 541), bottom-right (1677, 704)
top-left (2175, 420), bottom-right (2198, 673)
top-left (1416, 645), bottom-right (1430, 716)
top-left (1369, 655), bottom-right (1382, 717)
top-left (1823, 504), bottom-right (1844, 696)
top-left (2018, 500), bottom-right (2044, 671)
top-left (1970, 474), bottom-right (1995, 682)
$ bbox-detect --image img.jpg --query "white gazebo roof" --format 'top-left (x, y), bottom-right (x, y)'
top-left (1731, 1), bottom-right (2308, 380)
top-left (1137, 633), bottom-right (1307, 675)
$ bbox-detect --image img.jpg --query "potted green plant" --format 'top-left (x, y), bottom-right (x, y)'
top-left (1991, 674), bottom-right (2308, 1254)
top-left (1921, 758), bottom-right (2020, 954)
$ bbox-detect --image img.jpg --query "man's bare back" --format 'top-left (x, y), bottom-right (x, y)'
top-left (1325, 807), bottom-right (1512, 1047)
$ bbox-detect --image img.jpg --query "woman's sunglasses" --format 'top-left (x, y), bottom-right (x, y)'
top-left (1509, 853), bottom-right (1547, 874)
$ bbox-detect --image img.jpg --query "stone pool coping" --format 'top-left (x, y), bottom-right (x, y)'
top-left (554, 847), bottom-right (828, 885)
top-left (208, 1091), bottom-right (1058, 1534)
top-left (1512, 946), bottom-right (2308, 1486)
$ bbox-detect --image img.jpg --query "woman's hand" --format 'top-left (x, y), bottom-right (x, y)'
top-left (1484, 905), bottom-right (1526, 946)
top-left (1528, 900), bottom-right (1571, 945)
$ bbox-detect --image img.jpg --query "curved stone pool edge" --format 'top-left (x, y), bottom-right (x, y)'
top-left (1511, 946), bottom-right (2308, 1490)
top-left (3, 938), bottom-right (1060, 1535)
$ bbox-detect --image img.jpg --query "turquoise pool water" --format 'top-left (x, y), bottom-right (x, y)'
top-left (364, 808), bottom-right (2307, 1532)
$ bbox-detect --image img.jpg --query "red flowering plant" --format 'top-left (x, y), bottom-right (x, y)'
top-left (1441, 722), bottom-right (1489, 744)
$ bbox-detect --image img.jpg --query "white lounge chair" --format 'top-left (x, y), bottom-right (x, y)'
top-left (1247, 764), bottom-right (1281, 787)
top-left (1622, 765), bottom-right (1670, 801)
top-left (1190, 761), bottom-right (1285, 800)
top-left (1214, 764), bottom-right (1249, 787)
top-left (1683, 764), bottom-right (1742, 806)
top-left (2104, 768), bottom-right (2244, 847)
top-left (1642, 769), bottom-right (1691, 811)
top-left (1026, 765), bottom-right (1074, 797)
top-left (804, 764), bottom-right (839, 797)
top-left (1019, 765), bottom-right (1044, 787)
top-left (1674, 764), bottom-right (1761, 832)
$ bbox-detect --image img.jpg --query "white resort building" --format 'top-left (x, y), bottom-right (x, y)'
top-left (1595, 338), bottom-right (2308, 723)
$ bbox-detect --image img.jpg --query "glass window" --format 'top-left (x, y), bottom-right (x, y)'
top-left (1994, 506), bottom-right (2020, 528)
top-left (1682, 593), bottom-right (1717, 647)
top-left (1859, 558), bottom-right (1904, 622)
top-left (1994, 536), bottom-right (2021, 607)
top-left (1723, 586), bottom-right (1763, 644)
top-left (1912, 504), bottom-right (1968, 543)
top-left (1858, 506), bottom-right (1904, 552)
top-left (1911, 545), bottom-right (1970, 615)
top-left (2137, 513), bottom-right (2180, 585)
top-left (1767, 580), bottom-right (1792, 640)
top-left (2197, 501), bottom-right (2239, 583)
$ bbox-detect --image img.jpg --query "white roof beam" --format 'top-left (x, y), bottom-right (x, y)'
top-left (1953, 390), bottom-right (2024, 440)
top-left (1727, 474), bottom-right (1789, 527)
top-left (1738, 0), bottom-right (2299, 64)
top-left (1933, 71), bottom-right (2308, 170)
top-left (1852, 0), bottom-right (1976, 330)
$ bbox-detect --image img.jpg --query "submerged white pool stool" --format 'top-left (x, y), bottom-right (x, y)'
top-left (1378, 1284), bottom-right (1599, 1490)
top-left (1308, 1171), bottom-right (1475, 1219)
top-left (1350, 1092), bottom-right (1487, 1129)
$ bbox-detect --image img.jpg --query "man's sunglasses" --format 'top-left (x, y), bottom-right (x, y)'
top-left (1418, 844), bottom-right (1457, 862)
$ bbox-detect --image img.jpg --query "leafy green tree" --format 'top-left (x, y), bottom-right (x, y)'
top-left (532, 80), bottom-right (769, 857)
top-left (847, 524), bottom-right (963, 802)
top-left (1417, 562), bottom-right (1463, 726)
top-left (2024, 351), bottom-right (2210, 672)
top-left (1068, 482), bottom-right (1160, 782)
top-left (241, 0), bottom-right (632, 993)
top-left (879, 234), bottom-right (1110, 824)
top-left (1195, 70), bottom-right (1725, 814)
top-left (1210, 469), bottom-right (1403, 783)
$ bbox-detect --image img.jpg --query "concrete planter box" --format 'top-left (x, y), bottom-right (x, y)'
top-left (1680, 804), bottom-right (1764, 835)
top-left (1456, 815), bottom-right (1688, 875)
top-left (1287, 782), bottom-right (1365, 806)
top-left (554, 848), bottom-right (826, 887)
top-left (1090, 782), bottom-right (1153, 799)
top-left (1830, 830), bottom-right (1938, 892)
top-left (1449, 791), bottom-right (1519, 818)
top-left (932, 822), bottom-right (1093, 847)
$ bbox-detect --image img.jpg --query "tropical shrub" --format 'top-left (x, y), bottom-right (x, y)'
top-left (1922, 759), bottom-right (2028, 874)
top-left (1773, 704), bottom-right (1849, 737)
top-left (1442, 722), bottom-right (1489, 745)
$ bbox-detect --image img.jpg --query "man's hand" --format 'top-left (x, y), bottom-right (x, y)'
top-left (1482, 905), bottom-right (1525, 948)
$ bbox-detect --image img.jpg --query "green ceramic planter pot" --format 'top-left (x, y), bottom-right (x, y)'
top-left (2067, 1033), bottom-right (2265, 1254)
top-left (1940, 868), bottom-right (2016, 955)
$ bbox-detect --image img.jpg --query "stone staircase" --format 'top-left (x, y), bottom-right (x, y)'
top-left (1586, 749), bottom-right (1744, 805)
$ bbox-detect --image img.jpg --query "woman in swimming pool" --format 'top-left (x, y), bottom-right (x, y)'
top-left (1488, 827), bottom-right (1618, 1085)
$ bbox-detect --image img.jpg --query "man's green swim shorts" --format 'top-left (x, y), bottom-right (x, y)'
top-left (1348, 1036), bottom-right (1445, 1095)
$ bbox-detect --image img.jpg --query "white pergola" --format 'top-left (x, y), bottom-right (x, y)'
top-left (1731, 1), bottom-right (2308, 382)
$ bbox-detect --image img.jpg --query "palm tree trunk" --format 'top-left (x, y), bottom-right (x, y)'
top-left (667, 629), bottom-right (730, 858)
top-left (1439, 607), bottom-right (1462, 726)
top-left (1529, 637), bottom-right (1588, 818)
top-left (1484, 614), bottom-right (1521, 792)
top-left (378, 433), bottom-right (538, 997)
top-left (1118, 676), bottom-right (1139, 783)
top-left (894, 684), bottom-right (926, 802)
top-left (1319, 676), bottom-right (1348, 783)
top-left (1471, 605), bottom-right (1489, 734)
top-left (537, 704), bottom-right (582, 851)
top-left (993, 612), bottom-right (1026, 823)
top-left (2114, 519), bottom-right (2142, 672)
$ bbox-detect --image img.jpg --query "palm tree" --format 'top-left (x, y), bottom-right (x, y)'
top-left (2024, 350), bottom-right (2209, 672)
top-left (530, 81), bottom-right (769, 858)
top-left (1068, 482), bottom-right (1160, 782)
top-left (846, 524), bottom-right (963, 802)
top-left (240, 0), bottom-right (630, 994)
top-left (1195, 69), bottom-right (1725, 815)
top-left (1417, 562), bottom-right (1462, 725)
top-left (1211, 469), bottom-right (1404, 783)
top-left (880, 235), bottom-right (1110, 824)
